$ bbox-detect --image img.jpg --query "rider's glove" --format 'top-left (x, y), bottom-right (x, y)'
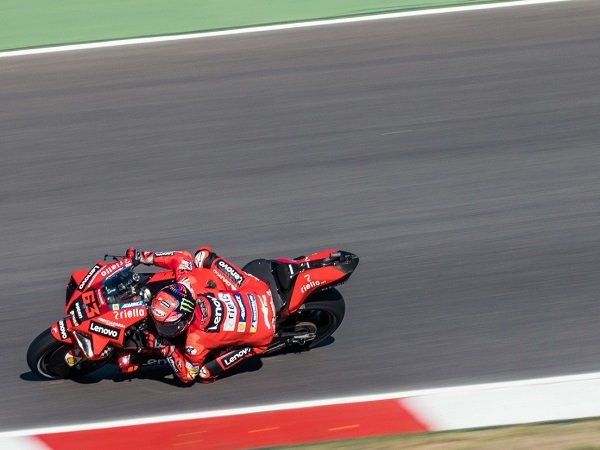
top-left (126, 248), bottom-right (153, 266)
top-left (143, 330), bottom-right (175, 358)
top-left (126, 247), bottom-right (141, 266)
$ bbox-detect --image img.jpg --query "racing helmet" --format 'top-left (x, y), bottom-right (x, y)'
top-left (150, 283), bottom-right (196, 337)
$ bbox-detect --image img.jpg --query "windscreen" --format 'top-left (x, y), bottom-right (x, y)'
top-left (102, 267), bottom-right (141, 304)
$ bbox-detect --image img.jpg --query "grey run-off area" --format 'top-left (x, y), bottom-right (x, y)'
top-left (1, 0), bottom-right (599, 431)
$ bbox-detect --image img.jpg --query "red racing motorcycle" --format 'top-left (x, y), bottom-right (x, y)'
top-left (27, 249), bottom-right (359, 380)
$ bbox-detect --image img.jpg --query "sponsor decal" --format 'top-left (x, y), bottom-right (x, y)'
top-left (219, 293), bottom-right (237, 332)
top-left (100, 260), bottom-right (124, 278)
top-left (216, 259), bottom-right (245, 287)
top-left (186, 361), bottom-right (199, 378)
top-left (258, 294), bottom-right (272, 330)
top-left (179, 277), bottom-right (193, 292)
top-left (248, 293), bottom-right (258, 333)
top-left (178, 260), bottom-right (193, 271)
top-left (78, 265), bottom-right (100, 290)
top-left (74, 301), bottom-right (85, 320)
top-left (82, 290), bottom-right (101, 318)
top-left (237, 323), bottom-right (246, 332)
top-left (212, 268), bottom-right (236, 289)
top-left (154, 251), bottom-right (174, 257)
top-left (198, 299), bottom-right (208, 321)
top-left (97, 317), bottom-right (126, 329)
top-left (65, 352), bottom-right (78, 367)
top-left (185, 346), bottom-right (197, 355)
top-left (233, 293), bottom-right (246, 321)
top-left (206, 295), bottom-right (222, 332)
top-left (166, 357), bottom-right (178, 374)
top-left (96, 289), bottom-right (107, 306)
top-left (144, 358), bottom-right (169, 366)
top-left (160, 300), bottom-right (171, 309)
top-left (112, 307), bottom-right (146, 321)
top-left (152, 308), bottom-right (166, 318)
top-left (179, 298), bottom-right (195, 314)
top-left (69, 311), bottom-right (80, 326)
top-left (223, 347), bottom-right (252, 367)
top-left (299, 273), bottom-right (324, 294)
top-left (194, 250), bottom-right (208, 268)
top-left (111, 300), bottom-right (145, 310)
top-left (121, 300), bottom-right (145, 308)
top-left (58, 320), bottom-right (68, 340)
top-left (89, 321), bottom-right (120, 339)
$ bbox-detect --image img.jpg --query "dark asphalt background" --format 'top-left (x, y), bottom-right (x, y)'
top-left (1, 0), bottom-right (600, 431)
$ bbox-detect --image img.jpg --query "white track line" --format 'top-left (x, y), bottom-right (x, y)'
top-left (0, 0), bottom-right (573, 59)
top-left (1, 371), bottom-right (599, 437)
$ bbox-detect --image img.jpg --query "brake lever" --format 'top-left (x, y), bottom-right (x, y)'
top-left (104, 254), bottom-right (122, 262)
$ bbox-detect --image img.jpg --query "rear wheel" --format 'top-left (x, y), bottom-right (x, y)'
top-left (266, 288), bottom-right (345, 355)
top-left (26, 329), bottom-right (104, 379)
top-left (300, 288), bottom-right (345, 348)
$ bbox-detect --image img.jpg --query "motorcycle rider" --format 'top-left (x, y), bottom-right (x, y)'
top-left (120, 246), bottom-right (276, 384)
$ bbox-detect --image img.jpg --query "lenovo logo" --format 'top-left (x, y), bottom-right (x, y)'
top-left (217, 260), bottom-right (244, 286)
top-left (223, 347), bottom-right (252, 367)
top-left (78, 265), bottom-right (100, 290)
top-left (89, 321), bottom-right (120, 339)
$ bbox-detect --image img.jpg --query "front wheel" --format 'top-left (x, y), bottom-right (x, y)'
top-left (26, 329), bottom-right (104, 379)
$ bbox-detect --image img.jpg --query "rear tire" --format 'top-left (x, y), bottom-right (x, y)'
top-left (26, 329), bottom-right (103, 379)
top-left (266, 288), bottom-right (345, 355)
top-left (301, 288), bottom-right (345, 348)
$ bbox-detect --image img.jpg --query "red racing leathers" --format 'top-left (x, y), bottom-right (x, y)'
top-left (137, 247), bottom-right (276, 383)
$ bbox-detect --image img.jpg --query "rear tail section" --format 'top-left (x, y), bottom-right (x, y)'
top-left (285, 250), bottom-right (359, 313)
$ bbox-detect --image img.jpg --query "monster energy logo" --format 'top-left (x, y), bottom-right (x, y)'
top-left (179, 298), bottom-right (195, 313)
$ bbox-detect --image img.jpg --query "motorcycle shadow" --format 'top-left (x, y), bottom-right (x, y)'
top-left (20, 357), bottom-right (264, 387)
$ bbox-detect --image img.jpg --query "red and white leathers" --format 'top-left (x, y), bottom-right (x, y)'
top-left (138, 247), bottom-right (276, 383)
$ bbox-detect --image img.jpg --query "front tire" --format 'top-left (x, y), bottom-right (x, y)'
top-left (26, 329), bottom-right (103, 379)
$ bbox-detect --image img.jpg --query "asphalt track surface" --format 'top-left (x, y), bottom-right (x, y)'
top-left (1, 0), bottom-right (600, 431)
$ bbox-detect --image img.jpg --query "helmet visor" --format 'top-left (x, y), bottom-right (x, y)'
top-left (154, 313), bottom-right (193, 337)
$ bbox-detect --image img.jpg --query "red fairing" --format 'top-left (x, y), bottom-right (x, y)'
top-left (287, 265), bottom-right (348, 313)
top-left (50, 317), bottom-right (74, 343)
top-left (70, 301), bottom-right (148, 358)
top-left (65, 261), bottom-right (107, 312)
top-left (69, 269), bottom-right (91, 290)
top-left (301, 249), bottom-right (340, 262)
top-left (281, 248), bottom-right (348, 313)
